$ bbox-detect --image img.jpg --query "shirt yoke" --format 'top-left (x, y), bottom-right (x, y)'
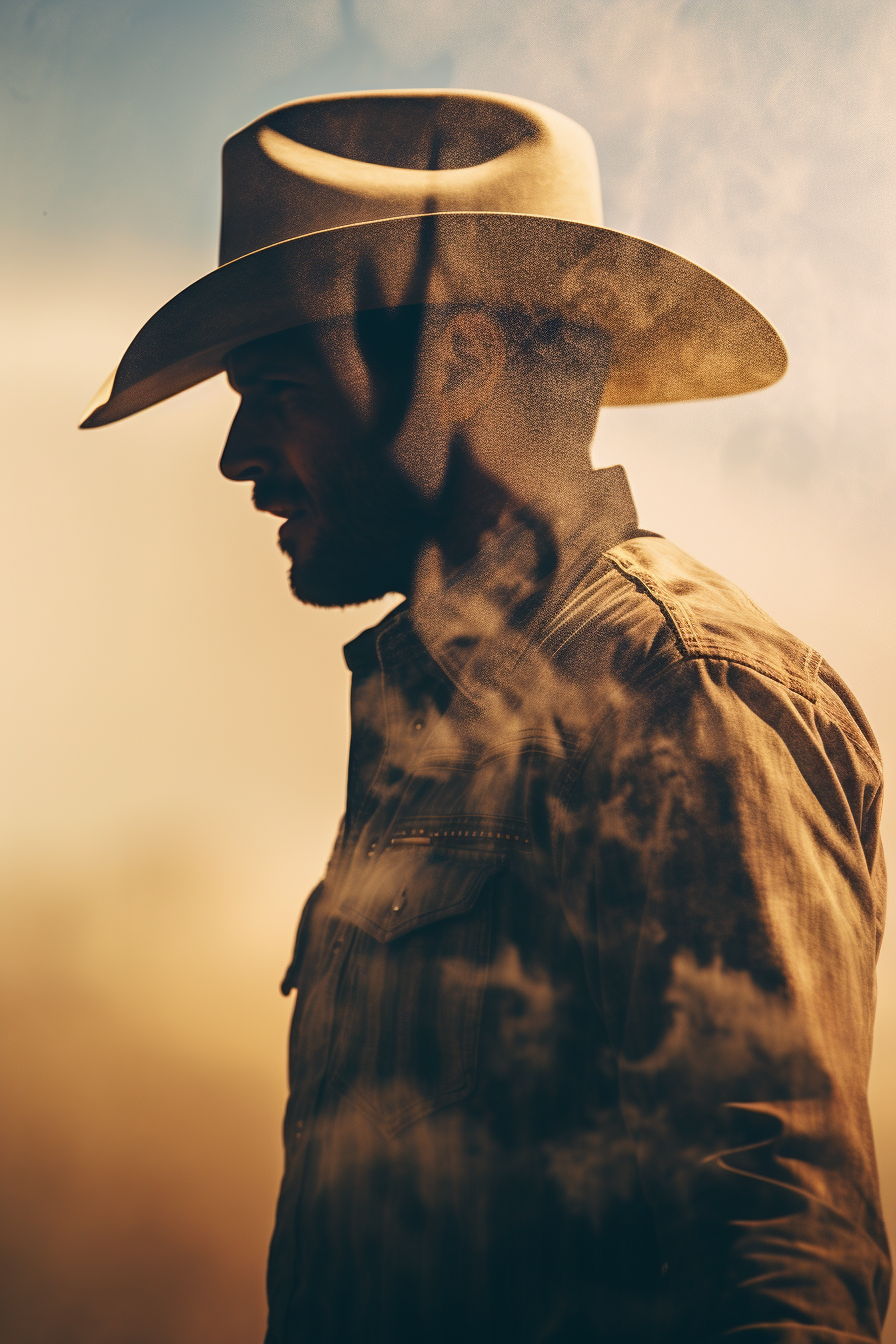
top-left (547, 534), bottom-right (881, 778)
top-left (602, 536), bottom-right (821, 701)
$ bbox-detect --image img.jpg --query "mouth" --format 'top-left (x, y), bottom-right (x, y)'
top-left (276, 508), bottom-right (314, 551)
top-left (255, 496), bottom-right (310, 519)
top-left (253, 485), bottom-right (312, 526)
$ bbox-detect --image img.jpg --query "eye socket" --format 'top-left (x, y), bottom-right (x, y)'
top-left (266, 379), bottom-right (312, 394)
top-left (235, 377), bottom-right (321, 408)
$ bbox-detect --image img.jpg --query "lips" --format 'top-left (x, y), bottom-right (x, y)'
top-left (277, 510), bottom-right (313, 548)
top-left (253, 494), bottom-right (309, 519)
top-left (253, 481), bottom-right (312, 520)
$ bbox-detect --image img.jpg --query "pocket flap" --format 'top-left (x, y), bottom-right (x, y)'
top-left (336, 847), bottom-right (500, 944)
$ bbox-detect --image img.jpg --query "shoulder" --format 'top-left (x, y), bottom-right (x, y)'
top-left (603, 535), bottom-right (819, 697)
top-left (545, 534), bottom-right (881, 774)
top-left (546, 533), bottom-right (815, 695)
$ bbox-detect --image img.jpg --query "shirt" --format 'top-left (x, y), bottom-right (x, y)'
top-left (265, 465), bottom-right (889, 1344)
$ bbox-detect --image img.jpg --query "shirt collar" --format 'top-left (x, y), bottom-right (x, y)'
top-left (343, 466), bottom-right (638, 699)
top-left (342, 602), bottom-right (405, 676)
top-left (407, 464), bottom-right (639, 705)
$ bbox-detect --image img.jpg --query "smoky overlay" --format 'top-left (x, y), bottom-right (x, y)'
top-left (44, 79), bottom-right (891, 1344)
top-left (213, 108), bottom-right (890, 1344)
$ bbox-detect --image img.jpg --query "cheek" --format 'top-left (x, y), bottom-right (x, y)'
top-left (277, 433), bottom-right (336, 494)
top-left (280, 403), bottom-right (365, 479)
top-left (290, 443), bottom-right (371, 525)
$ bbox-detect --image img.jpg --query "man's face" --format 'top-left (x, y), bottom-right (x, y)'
top-left (221, 318), bottom-right (434, 607)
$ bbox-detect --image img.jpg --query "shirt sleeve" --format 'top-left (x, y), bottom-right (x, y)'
top-left (562, 654), bottom-right (890, 1342)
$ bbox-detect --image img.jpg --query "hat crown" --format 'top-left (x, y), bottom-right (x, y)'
top-left (219, 89), bottom-right (603, 266)
top-left (79, 87), bottom-right (787, 430)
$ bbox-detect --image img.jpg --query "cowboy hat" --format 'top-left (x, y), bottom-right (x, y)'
top-left (79, 88), bottom-right (786, 429)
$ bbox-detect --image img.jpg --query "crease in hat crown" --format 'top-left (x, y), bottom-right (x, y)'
top-left (79, 87), bottom-right (786, 430)
top-left (217, 88), bottom-right (603, 265)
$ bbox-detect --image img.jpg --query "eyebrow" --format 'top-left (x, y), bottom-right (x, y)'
top-left (226, 362), bottom-right (318, 392)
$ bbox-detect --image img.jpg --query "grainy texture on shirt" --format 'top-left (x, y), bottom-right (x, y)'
top-left (267, 467), bottom-right (889, 1344)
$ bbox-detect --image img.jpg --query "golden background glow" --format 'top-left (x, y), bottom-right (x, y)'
top-left (1, 2), bottom-right (894, 1339)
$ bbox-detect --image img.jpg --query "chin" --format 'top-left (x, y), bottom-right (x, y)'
top-left (288, 560), bottom-right (393, 609)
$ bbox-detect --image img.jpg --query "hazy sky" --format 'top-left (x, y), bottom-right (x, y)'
top-left (1, 3), bottom-right (894, 1341)
top-left (3, 0), bottom-right (893, 875)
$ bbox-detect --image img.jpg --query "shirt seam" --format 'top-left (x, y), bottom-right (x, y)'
top-left (604, 549), bottom-right (821, 703)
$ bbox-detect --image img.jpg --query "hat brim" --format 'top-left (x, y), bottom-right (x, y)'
top-left (79, 212), bottom-right (786, 428)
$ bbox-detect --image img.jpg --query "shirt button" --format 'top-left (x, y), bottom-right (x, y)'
top-left (412, 718), bottom-right (425, 732)
top-left (392, 891), bottom-right (407, 913)
top-left (295, 1119), bottom-right (304, 1138)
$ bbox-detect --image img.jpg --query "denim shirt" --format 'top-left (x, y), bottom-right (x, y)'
top-left (266, 466), bottom-right (889, 1344)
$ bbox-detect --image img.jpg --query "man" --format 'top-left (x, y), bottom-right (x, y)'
top-left (81, 90), bottom-right (889, 1343)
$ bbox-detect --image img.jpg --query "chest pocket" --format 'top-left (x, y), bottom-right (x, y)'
top-left (328, 847), bottom-right (499, 1138)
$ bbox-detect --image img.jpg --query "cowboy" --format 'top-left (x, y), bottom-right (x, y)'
top-left (81, 90), bottom-right (889, 1343)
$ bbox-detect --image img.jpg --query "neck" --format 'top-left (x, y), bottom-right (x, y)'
top-left (406, 436), bottom-right (595, 598)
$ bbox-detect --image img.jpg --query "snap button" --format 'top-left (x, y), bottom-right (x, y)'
top-left (412, 718), bottom-right (424, 732)
top-left (391, 891), bottom-right (407, 913)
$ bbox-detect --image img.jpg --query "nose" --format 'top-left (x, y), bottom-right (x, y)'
top-left (218, 401), bottom-right (273, 482)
